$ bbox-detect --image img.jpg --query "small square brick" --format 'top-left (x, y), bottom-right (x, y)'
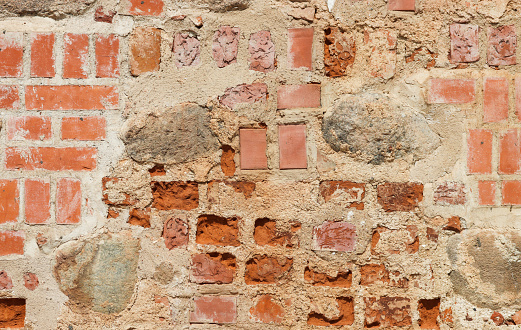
top-left (467, 129), bottom-right (493, 174)
top-left (172, 33), bottom-right (200, 68)
top-left (388, 0), bottom-right (415, 11)
top-left (240, 129), bottom-right (268, 170)
top-left (0, 86), bottom-right (19, 109)
top-left (313, 221), bottom-right (356, 252)
top-left (0, 231), bottom-right (24, 256)
top-left (63, 33), bottom-right (89, 79)
top-left (502, 181), bottom-right (521, 205)
top-left (190, 296), bottom-right (237, 324)
top-left (478, 181), bottom-right (496, 205)
top-left (0, 32), bottom-right (23, 77)
top-left (96, 34), bottom-right (119, 78)
top-left (484, 77), bottom-right (508, 123)
top-left (7, 116), bottom-right (52, 141)
top-left (56, 178), bottom-right (81, 224)
top-left (212, 26), bottom-right (239, 68)
top-left (288, 27), bottom-right (313, 70)
top-left (25, 179), bottom-right (50, 224)
top-left (279, 125), bottom-right (307, 169)
top-left (428, 79), bottom-right (475, 104)
top-left (0, 180), bottom-right (19, 224)
top-left (277, 84), bottom-right (321, 109)
top-left (488, 25), bottom-right (516, 66)
top-left (450, 24), bottom-right (479, 63)
top-left (249, 31), bottom-right (276, 72)
top-left (31, 33), bottom-right (55, 77)
top-left (499, 129), bottom-right (521, 174)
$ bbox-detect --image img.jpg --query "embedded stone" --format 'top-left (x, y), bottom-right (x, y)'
top-left (0, 0), bottom-right (96, 19)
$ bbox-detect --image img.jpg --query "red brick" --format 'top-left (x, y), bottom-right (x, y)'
top-left (0, 86), bottom-right (19, 109)
top-left (0, 180), bottom-right (18, 224)
top-left (172, 33), bottom-right (200, 68)
top-left (163, 217), bottom-right (189, 250)
top-left (23, 273), bottom-right (39, 291)
top-left (128, 0), bottom-right (164, 16)
top-left (221, 146), bottom-right (235, 176)
top-left (25, 179), bottom-right (50, 224)
top-left (250, 295), bottom-right (285, 324)
top-left (219, 83), bottom-right (268, 110)
top-left (96, 34), bottom-right (119, 78)
top-left (433, 182), bottom-right (466, 205)
top-left (478, 181), bottom-right (496, 205)
top-left (450, 24), bottom-right (479, 63)
top-left (25, 86), bottom-right (118, 110)
top-left (0, 271), bottom-right (12, 290)
top-left (249, 30), bottom-right (276, 72)
top-left (365, 297), bottom-right (412, 328)
top-left (484, 77), bottom-right (509, 122)
top-left (502, 181), bottom-right (521, 205)
top-left (277, 84), bottom-right (321, 109)
top-left (304, 267), bottom-right (352, 287)
top-left (377, 182), bottom-right (424, 212)
top-left (240, 129), bottom-right (268, 170)
top-left (127, 208), bottom-right (150, 228)
top-left (313, 221), bottom-right (356, 251)
top-left (56, 178), bottom-right (81, 224)
top-left (428, 79), bottom-right (475, 104)
top-left (0, 32), bottom-right (23, 77)
top-left (0, 231), bottom-right (24, 256)
top-left (308, 297), bottom-right (354, 326)
top-left (418, 298), bottom-right (440, 329)
top-left (245, 255), bottom-right (293, 284)
top-left (7, 116), bottom-right (51, 141)
top-left (324, 27), bottom-right (355, 77)
top-left (279, 125), bottom-right (307, 169)
top-left (196, 214), bottom-right (239, 246)
top-left (467, 129), bottom-right (493, 174)
top-left (491, 311), bottom-right (504, 326)
top-left (152, 181), bottom-right (199, 210)
top-left (61, 117), bottom-right (106, 141)
top-left (320, 181), bottom-right (365, 209)
top-left (6, 147), bottom-right (97, 171)
top-left (31, 33), bottom-right (55, 77)
top-left (95, 6), bottom-right (116, 23)
top-left (212, 26), bottom-right (240, 68)
top-left (190, 296), bottom-right (236, 324)
top-left (388, 0), bottom-right (415, 10)
top-left (254, 218), bottom-right (297, 248)
top-left (191, 252), bottom-right (236, 284)
top-left (63, 33), bottom-right (89, 79)
top-left (130, 27), bottom-right (161, 76)
top-left (488, 26), bottom-right (516, 66)
top-left (0, 298), bottom-right (25, 328)
top-left (288, 27), bottom-right (313, 70)
top-left (500, 129), bottom-right (521, 174)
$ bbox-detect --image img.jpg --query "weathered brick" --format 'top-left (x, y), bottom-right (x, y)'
top-left (254, 218), bottom-right (296, 248)
top-left (371, 226), bottom-right (418, 255)
top-left (56, 178), bottom-right (81, 224)
top-left (245, 255), bottom-right (293, 284)
top-left (443, 216), bottom-right (463, 233)
top-left (499, 129), bottom-right (521, 174)
top-left (190, 296), bottom-right (236, 324)
top-left (434, 182), bottom-right (466, 205)
top-left (279, 125), bottom-right (307, 169)
top-left (365, 297), bottom-right (412, 328)
top-left (63, 33), bottom-right (89, 79)
top-left (23, 273), bottom-right (39, 291)
top-left (288, 27), bottom-right (313, 70)
top-left (428, 79), bottom-right (475, 104)
top-left (0, 298), bottom-right (25, 328)
top-left (221, 146), bottom-right (236, 176)
top-left (96, 34), bottom-right (119, 78)
top-left (172, 33), bottom-right (200, 68)
top-left (312, 221), bottom-right (356, 251)
top-left (360, 264), bottom-right (408, 288)
top-left (61, 117), bottom-right (106, 141)
top-left (488, 26), bottom-right (516, 66)
top-left (0, 180), bottom-right (18, 224)
top-left (304, 267), bottom-right (352, 287)
top-left (249, 30), bottom-right (276, 72)
top-left (127, 0), bottom-right (164, 16)
top-left (467, 129), bottom-right (493, 174)
top-left (220, 83), bottom-right (268, 109)
top-left (191, 252), bottom-right (236, 284)
top-left (484, 77), bottom-right (508, 122)
top-left (130, 27), bottom-right (161, 76)
top-left (0, 271), bottom-right (13, 290)
top-left (388, 0), bottom-right (415, 10)
top-left (0, 231), bottom-right (24, 256)
top-left (6, 148), bottom-right (97, 171)
top-left (377, 182), bottom-right (423, 212)
top-left (502, 181), bottom-right (521, 205)
top-left (250, 295), bottom-right (284, 324)
top-left (127, 208), bottom-right (150, 228)
top-left (196, 214), bottom-right (239, 246)
top-left (277, 84), bottom-right (321, 109)
top-left (367, 29), bottom-right (396, 79)
top-left (163, 217), bottom-right (189, 250)
top-left (31, 33), bottom-right (55, 77)
top-left (95, 6), bottom-right (116, 23)
top-left (212, 26), bottom-right (239, 68)
top-left (25, 86), bottom-right (119, 110)
top-left (0, 86), bottom-right (19, 109)
top-left (308, 297), bottom-right (354, 326)
top-left (478, 181), bottom-right (496, 205)
top-left (25, 179), bottom-right (50, 224)
top-left (7, 116), bottom-right (52, 141)
top-left (149, 164), bottom-right (166, 177)
top-left (151, 181), bottom-right (199, 210)
top-left (324, 27), bottom-right (355, 77)
top-left (450, 24), bottom-right (479, 63)
top-left (207, 181), bottom-right (257, 201)
top-left (319, 181), bottom-right (365, 209)
top-left (491, 311), bottom-right (504, 326)
top-left (240, 128), bottom-right (268, 170)
top-left (0, 32), bottom-right (23, 77)
top-left (418, 298), bottom-right (440, 329)
top-left (516, 77), bottom-right (521, 121)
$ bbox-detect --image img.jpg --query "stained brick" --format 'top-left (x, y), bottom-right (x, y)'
top-left (25, 86), bottom-right (118, 110)
top-left (0, 32), bottom-right (23, 77)
top-left (377, 182), bottom-right (424, 212)
top-left (31, 33), bottom-right (55, 77)
top-left (499, 129), bottom-right (521, 174)
top-left (191, 252), bottom-right (236, 284)
top-left (95, 6), bottom-right (116, 23)
top-left (56, 178), bottom-right (81, 224)
top-left (151, 181), bottom-right (199, 210)
top-left (96, 34), bottom-right (119, 78)
top-left (127, 208), bottom-right (150, 228)
top-left (61, 117), bottom-right (106, 141)
top-left (428, 79), bottom-right (475, 104)
top-left (130, 27), bottom-right (161, 76)
top-left (190, 296), bottom-right (237, 324)
top-left (7, 116), bottom-right (52, 141)
top-left (254, 218), bottom-right (297, 248)
top-left (324, 27), bottom-right (355, 77)
top-left (418, 298), bottom-right (440, 329)
top-left (0, 231), bottom-right (24, 256)
top-left (467, 129), bottom-right (493, 174)
top-left (433, 182), bottom-right (466, 205)
top-left (240, 128), bottom-right (268, 170)
top-left (502, 181), bottom-right (521, 205)
top-left (488, 26), bottom-right (516, 66)
top-left (288, 27), bottom-right (313, 70)
top-left (304, 267), bottom-right (352, 287)
top-left (319, 181), bottom-right (365, 209)
top-left (163, 217), bottom-right (189, 250)
top-left (196, 214), bottom-right (239, 246)
top-left (0, 86), bottom-right (19, 109)
top-left (220, 83), bottom-right (268, 109)
top-left (23, 273), bottom-right (39, 291)
top-left (250, 295), bottom-right (285, 324)
top-left (127, 0), bottom-right (164, 16)
top-left (516, 77), bottom-right (521, 121)
top-left (172, 33), bottom-right (200, 68)
top-left (0, 298), bottom-right (25, 328)
top-left (245, 255), bottom-right (293, 284)
top-left (365, 297), bottom-right (412, 328)
top-left (249, 30), bottom-right (276, 72)
top-left (450, 24), bottom-right (479, 63)
top-left (277, 84), bottom-right (321, 109)
top-left (279, 125), bottom-right (307, 169)
top-left (478, 181), bottom-right (496, 205)
top-left (308, 297), bottom-right (354, 326)
top-left (0, 180), bottom-right (18, 224)
top-left (212, 26), bottom-right (239, 68)
top-left (367, 29), bottom-right (396, 79)
top-left (484, 77), bottom-right (508, 122)
top-left (0, 271), bottom-right (13, 290)
top-left (360, 264), bottom-right (408, 288)
top-left (313, 221), bottom-right (356, 251)
top-left (63, 33), bottom-right (89, 79)
top-left (221, 146), bottom-right (236, 176)
top-left (6, 147), bottom-right (97, 171)
top-left (388, 0), bottom-right (415, 11)
top-left (25, 179), bottom-right (50, 224)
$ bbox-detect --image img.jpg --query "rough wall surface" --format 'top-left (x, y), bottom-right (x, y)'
top-left (1, 0), bottom-right (521, 328)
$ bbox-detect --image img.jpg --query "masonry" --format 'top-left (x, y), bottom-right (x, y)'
top-left (0, 0), bottom-right (521, 328)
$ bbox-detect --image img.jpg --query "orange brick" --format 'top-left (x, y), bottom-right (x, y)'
top-left (484, 77), bottom-right (509, 122)
top-left (128, 0), bottom-right (164, 16)
top-left (277, 84), bottom-right (321, 109)
top-left (6, 147), bottom-right (97, 171)
top-left (288, 28), bottom-right (313, 70)
top-left (502, 181), bottom-right (521, 205)
top-left (61, 117), bottom-right (106, 141)
top-left (0, 231), bottom-right (24, 256)
top-left (0, 180), bottom-right (19, 224)
top-left (130, 27), bottom-right (161, 76)
top-left (467, 129), bottom-right (493, 174)
top-left (388, 0), bottom-right (415, 11)
top-left (190, 296), bottom-right (237, 324)
top-left (63, 33), bottom-right (89, 79)
top-left (25, 179), bottom-right (50, 224)
top-left (478, 181), bottom-right (496, 206)
top-left (0, 32), bottom-right (23, 77)
top-left (499, 129), bottom-right (521, 174)
top-left (428, 79), bottom-right (475, 104)
top-left (0, 86), bottom-right (19, 109)
top-left (7, 116), bottom-right (52, 141)
top-left (56, 178), bottom-right (81, 224)
top-left (279, 125), bottom-right (307, 169)
top-left (96, 34), bottom-right (119, 78)
top-left (31, 33), bottom-right (55, 77)
top-left (25, 86), bottom-right (118, 110)
top-left (240, 129), bottom-right (267, 170)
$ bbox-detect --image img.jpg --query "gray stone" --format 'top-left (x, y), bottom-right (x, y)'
top-left (174, 0), bottom-right (251, 12)
top-left (0, 0), bottom-right (96, 19)
top-left (322, 93), bottom-right (440, 165)
top-left (54, 233), bottom-right (140, 314)
top-left (123, 103), bottom-right (220, 164)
